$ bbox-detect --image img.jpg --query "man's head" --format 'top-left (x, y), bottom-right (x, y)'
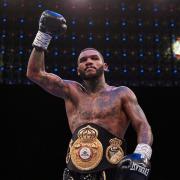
top-left (77, 48), bottom-right (108, 80)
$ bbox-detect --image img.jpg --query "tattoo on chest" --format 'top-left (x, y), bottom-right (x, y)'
top-left (80, 111), bottom-right (94, 119)
top-left (79, 93), bottom-right (120, 119)
top-left (95, 95), bottom-right (114, 108)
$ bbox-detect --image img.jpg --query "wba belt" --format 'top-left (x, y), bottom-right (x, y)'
top-left (66, 123), bottom-right (126, 173)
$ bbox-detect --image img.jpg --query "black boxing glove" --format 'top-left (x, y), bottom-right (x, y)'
top-left (118, 153), bottom-right (151, 177)
top-left (118, 144), bottom-right (152, 177)
top-left (33, 10), bottom-right (67, 50)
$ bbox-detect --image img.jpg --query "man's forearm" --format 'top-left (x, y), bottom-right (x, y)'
top-left (26, 48), bottom-right (45, 77)
top-left (137, 124), bottom-right (153, 146)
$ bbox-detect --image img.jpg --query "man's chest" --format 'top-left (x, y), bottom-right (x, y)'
top-left (76, 92), bottom-right (122, 119)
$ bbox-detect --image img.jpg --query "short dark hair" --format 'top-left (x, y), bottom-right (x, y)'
top-left (79, 48), bottom-right (104, 62)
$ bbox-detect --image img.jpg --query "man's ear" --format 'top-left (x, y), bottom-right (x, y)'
top-left (77, 67), bottom-right (80, 76)
top-left (104, 63), bottom-right (109, 72)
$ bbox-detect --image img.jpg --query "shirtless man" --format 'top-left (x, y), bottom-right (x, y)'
top-left (27, 10), bottom-right (153, 180)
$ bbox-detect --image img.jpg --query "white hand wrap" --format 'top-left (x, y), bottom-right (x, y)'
top-left (134, 143), bottom-right (152, 160)
top-left (32, 31), bottom-right (52, 50)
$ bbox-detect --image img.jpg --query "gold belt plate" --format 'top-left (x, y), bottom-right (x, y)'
top-left (70, 125), bottom-right (103, 171)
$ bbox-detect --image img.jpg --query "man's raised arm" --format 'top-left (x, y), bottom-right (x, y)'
top-left (26, 10), bottom-right (71, 99)
top-left (27, 48), bottom-right (70, 98)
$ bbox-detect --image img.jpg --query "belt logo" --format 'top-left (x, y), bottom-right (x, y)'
top-left (70, 125), bottom-right (103, 171)
top-left (106, 138), bottom-right (124, 164)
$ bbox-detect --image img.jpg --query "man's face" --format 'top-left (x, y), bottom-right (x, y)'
top-left (77, 50), bottom-right (108, 80)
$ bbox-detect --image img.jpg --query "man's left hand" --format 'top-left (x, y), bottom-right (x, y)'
top-left (118, 153), bottom-right (151, 177)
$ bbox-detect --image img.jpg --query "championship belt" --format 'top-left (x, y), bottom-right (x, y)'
top-left (70, 125), bottom-right (103, 171)
top-left (67, 123), bottom-right (126, 173)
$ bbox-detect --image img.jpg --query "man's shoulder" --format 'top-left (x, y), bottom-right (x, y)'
top-left (64, 80), bottom-right (80, 85)
top-left (113, 85), bottom-right (133, 93)
top-left (64, 80), bottom-right (85, 91)
top-left (112, 86), bottom-right (136, 99)
top-left (64, 79), bottom-right (81, 86)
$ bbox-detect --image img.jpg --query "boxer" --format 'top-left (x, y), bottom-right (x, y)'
top-left (27, 10), bottom-right (153, 180)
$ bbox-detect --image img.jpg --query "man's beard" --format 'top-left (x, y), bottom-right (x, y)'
top-left (79, 66), bottom-right (104, 80)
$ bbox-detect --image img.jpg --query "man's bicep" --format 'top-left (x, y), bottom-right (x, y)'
top-left (127, 102), bottom-right (147, 124)
top-left (122, 89), bottom-right (147, 125)
top-left (35, 72), bottom-right (70, 98)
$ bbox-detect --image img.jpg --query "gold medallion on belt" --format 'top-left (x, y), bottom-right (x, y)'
top-left (106, 138), bottom-right (124, 164)
top-left (70, 125), bottom-right (103, 171)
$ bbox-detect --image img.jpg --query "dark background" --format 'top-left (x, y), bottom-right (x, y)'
top-left (1, 0), bottom-right (180, 86)
top-left (1, 85), bottom-right (179, 180)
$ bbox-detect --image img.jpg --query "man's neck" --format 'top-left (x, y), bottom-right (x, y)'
top-left (83, 75), bottom-right (108, 94)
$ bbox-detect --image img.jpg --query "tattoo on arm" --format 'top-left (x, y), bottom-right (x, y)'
top-left (123, 89), bottom-right (153, 145)
top-left (27, 49), bottom-right (45, 74)
top-left (27, 49), bottom-right (73, 99)
top-left (37, 73), bottom-right (69, 98)
top-left (133, 104), bottom-right (153, 145)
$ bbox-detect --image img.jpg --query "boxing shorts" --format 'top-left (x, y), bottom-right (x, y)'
top-left (63, 167), bottom-right (150, 180)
